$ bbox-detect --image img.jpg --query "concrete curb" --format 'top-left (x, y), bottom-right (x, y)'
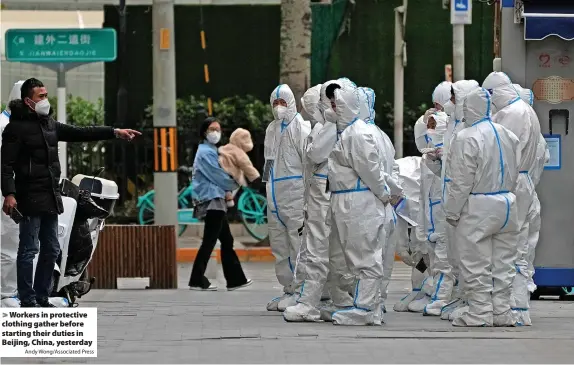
top-left (176, 247), bottom-right (401, 263)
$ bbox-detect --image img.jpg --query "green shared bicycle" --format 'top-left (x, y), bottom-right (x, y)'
top-left (137, 166), bottom-right (268, 241)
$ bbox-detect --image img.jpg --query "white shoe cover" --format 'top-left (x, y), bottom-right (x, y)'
top-left (449, 304), bottom-right (469, 321)
top-left (1, 297), bottom-right (20, 308)
top-left (423, 299), bottom-right (447, 316)
top-left (512, 309), bottom-right (532, 326)
top-left (407, 295), bottom-right (431, 313)
top-left (394, 289), bottom-right (425, 312)
top-left (494, 311), bottom-right (519, 327)
top-left (332, 308), bottom-right (376, 326)
top-left (267, 293), bottom-right (291, 311)
top-left (373, 306), bottom-right (384, 326)
top-left (283, 303), bottom-right (322, 322)
top-left (319, 300), bottom-right (353, 322)
top-left (450, 305), bottom-right (494, 327)
top-left (440, 299), bottom-right (465, 320)
top-left (277, 293), bottom-right (300, 312)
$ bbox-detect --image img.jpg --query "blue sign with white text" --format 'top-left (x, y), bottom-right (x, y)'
top-left (454, 0), bottom-right (469, 11)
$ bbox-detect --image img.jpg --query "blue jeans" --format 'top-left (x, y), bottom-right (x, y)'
top-left (17, 214), bottom-right (60, 304)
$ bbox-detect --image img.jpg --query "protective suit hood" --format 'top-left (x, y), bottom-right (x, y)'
top-left (358, 87), bottom-right (371, 122)
top-left (301, 84), bottom-right (324, 125)
top-left (229, 127), bottom-right (254, 152)
top-left (432, 81), bottom-right (453, 109)
top-left (426, 112), bottom-right (448, 147)
top-left (452, 80), bottom-right (479, 120)
top-left (513, 84), bottom-right (534, 106)
top-left (5, 80), bottom-right (25, 113)
top-left (359, 87), bottom-right (376, 122)
top-left (482, 72), bottom-right (521, 112)
top-left (414, 115), bottom-right (429, 152)
top-left (270, 84), bottom-right (298, 124)
top-left (333, 83), bottom-right (361, 130)
top-left (463, 87), bottom-right (492, 127)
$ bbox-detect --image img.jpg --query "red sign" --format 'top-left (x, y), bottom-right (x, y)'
top-left (539, 53), bottom-right (551, 68)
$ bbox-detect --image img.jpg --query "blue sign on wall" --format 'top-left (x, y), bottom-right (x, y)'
top-left (454, 0), bottom-right (469, 11)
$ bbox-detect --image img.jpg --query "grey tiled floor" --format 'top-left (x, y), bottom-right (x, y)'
top-left (3, 262), bottom-right (574, 363)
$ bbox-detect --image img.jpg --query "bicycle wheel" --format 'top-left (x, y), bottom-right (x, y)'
top-left (238, 188), bottom-right (268, 241)
top-left (137, 190), bottom-right (187, 236)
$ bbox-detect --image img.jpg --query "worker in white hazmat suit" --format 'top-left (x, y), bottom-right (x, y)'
top-left (357, 87), bottom-right (403, 316)
top-left (264, 84), bottom-right (312, 311)
top-left (432, 80), bottom-right (480, 319)
top-left (390, 156), bottom-right (433, 312)
top-left (403, 115), bottom-right (436, 312)
top-left (1, 80), bottom-right (25, 307)
top-left (325, 82), bottom-right (389, 326)
top-left (284, 80), bottom-right (356, 320)
top-left (510, 84), bottom-right (548, 326)
top-left (482, 72), bottom-right (541, 325)
top-left (444, 87), bottom-right (521, 327)
top-left (416, 112), bottom-right (457, 316)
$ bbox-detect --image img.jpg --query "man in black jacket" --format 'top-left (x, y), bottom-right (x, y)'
top-left (1, 78), bottom-right (140, 307)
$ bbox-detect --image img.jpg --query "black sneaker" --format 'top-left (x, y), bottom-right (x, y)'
top-left (37, 299), bottom-right (56, 308)
top-left (20, 301), bottom-right (40, 308)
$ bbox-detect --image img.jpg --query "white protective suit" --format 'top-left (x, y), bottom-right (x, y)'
top-left (482, 72), bottom-right (541, 324)
top-left (391, 156), bottom-right (434, 312)
top-left (357, 87), bottom-right (403, 315)
top-left (265, 84), bottom-right (312, 311)
top-left (435, 80), bottom-right (480, 318)
top-left (410, 111), bottom-right (455, 315)
top-left (444, 87), bottom-right (521, 327)
top-left (510, 84), bottom-right (548, 326)
top-left (326, 83), bottom-right (389, 326)
top-left (1, 80), bottom-right (25, 303)
top-left (284, 80), bottom-right (356, 320)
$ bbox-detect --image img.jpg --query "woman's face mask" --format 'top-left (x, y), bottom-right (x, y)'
top-left (206, 131), bottom-right (221, 144)
top-left (273, 105), bottom-right (288, 120)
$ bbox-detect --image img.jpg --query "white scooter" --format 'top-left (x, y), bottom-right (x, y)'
top-left (1, 169), bottom-right (118, 308)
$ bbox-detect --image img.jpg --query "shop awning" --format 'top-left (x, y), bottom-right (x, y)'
top-left (523, 2), bottom-right (574, 41)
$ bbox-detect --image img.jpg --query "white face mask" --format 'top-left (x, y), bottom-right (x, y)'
top-left (206, 131), bottom-right (221, 144)
top-left (31, 99), bottom-right (50, 116)
top-left (273, 105), bottom-right (288, 120)
top-left (442, 100), bottom-right (455, 116)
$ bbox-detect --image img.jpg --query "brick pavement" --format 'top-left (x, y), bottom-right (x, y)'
top-left (3, 263), bottom-right (574, 364)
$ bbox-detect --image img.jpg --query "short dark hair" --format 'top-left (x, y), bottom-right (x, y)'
top-left (20, 78), bottom-right (44, 100)
top-left (325, 83), bottom-right (341, 99)
top-left (199, 117), bottom-right (219, 140)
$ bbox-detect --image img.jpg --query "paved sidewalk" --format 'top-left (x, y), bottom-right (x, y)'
top-left (4, 263), bottom-right (574, 364)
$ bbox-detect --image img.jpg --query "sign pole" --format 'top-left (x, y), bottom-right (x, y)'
top-left (453, 24), bottom-right (465, 81)
top-left (152, 0), bottom-right (179, 229)
top-left (57, 63), bottom-right (68, 179)
top-left (450, 0), bottom-right (471, 82)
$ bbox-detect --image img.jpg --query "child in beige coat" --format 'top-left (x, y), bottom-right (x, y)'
top-left (218, 128), bottom-right (260, 206)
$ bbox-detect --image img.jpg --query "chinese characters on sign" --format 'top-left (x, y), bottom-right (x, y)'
top-left (33, 33), bottom-right (91, 46)
top-left (4, 28), bottom-right (116, 63)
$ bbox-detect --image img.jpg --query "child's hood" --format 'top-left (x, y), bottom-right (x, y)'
top-left (229, 128), bottom-right (254, 152)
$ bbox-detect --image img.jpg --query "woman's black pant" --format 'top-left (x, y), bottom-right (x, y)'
top-left (188, 210), bottom-right (248, 289)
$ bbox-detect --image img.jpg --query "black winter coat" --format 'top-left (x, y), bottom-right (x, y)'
top-left (1, 100), bottom-right (116, 216)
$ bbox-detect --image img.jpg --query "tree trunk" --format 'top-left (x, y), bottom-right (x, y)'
top-left (279, 0), bottom-right (312, 109)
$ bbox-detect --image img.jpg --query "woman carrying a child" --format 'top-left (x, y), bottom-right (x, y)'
top-left (188, 117), bottom-right (256, 291)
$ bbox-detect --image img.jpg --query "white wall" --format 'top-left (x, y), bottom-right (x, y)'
top-left (1, 10), bottom-right (105, 103)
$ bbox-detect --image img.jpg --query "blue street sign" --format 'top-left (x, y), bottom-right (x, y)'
top-left (455, 0), bottom-right (469, 11)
